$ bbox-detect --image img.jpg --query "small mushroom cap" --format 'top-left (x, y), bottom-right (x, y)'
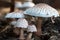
top-left (5, 11), bottom-right (25, 18)
top-left (15, 2), bottom-right (22, 8)
top-left (27, 25), bottom-right (37, 32)
top-left (10, 21), bottom-right (16, 25)
top-left (22, 2), bottom-right (35, 8)
top-left (24, 3), bottom-right (59, 17)
top-left (5, 12), bottom-right (13, 18)
top-left (11, 12), bottom-right (25, 18)
top-left (15, 19), bottom-right (28, 28)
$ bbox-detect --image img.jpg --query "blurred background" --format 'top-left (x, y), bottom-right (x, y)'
top-left (0, 0), bottom-right (60, 14)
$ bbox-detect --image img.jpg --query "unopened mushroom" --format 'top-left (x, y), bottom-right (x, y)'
top-left (24, 3), bottom-right (59, 36)
top-left (15, 18), bottom-right (28, 40)
top-left (26, 21), bottom-right (37, 40)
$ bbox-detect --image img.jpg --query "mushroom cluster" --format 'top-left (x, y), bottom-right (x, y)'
top-left (5, 10), bottom-right (37, 40)
top-left (3, 1), bottom-right (60, 40)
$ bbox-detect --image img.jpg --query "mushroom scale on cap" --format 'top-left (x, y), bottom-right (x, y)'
top-left (24, 3), bottom-right (59, 17)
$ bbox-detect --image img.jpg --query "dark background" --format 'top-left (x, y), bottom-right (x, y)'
top-left (33, 0), bottom-right (60, 9)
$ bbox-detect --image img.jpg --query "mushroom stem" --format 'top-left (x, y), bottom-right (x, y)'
top-left (13, 28), bottom-right (20, 35)
top-left (35, 17), bottom-right (42, 36)
top-left (19, 28), bottom-right (25, 40)
top-left (26, 32), bottom-right (32, 40)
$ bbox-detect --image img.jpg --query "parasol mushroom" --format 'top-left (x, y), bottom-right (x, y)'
top-left (15, 18), bottom-right (28, 40)
top-left (24, 3), bottom-right (59, 36)
top-left (26, 21), bottom-right (37, 40)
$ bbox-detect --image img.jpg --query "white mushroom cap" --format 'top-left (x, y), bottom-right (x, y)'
top-left (5, 12), bottom-right (13, 18)
top-left (24, 3), bottom-right (59, 17)
top-left (27, 25), bottom-right (37, 32)
top-left (15, 19), bottom-right (28, 28)
top-left (10, 21), bottom-right (16, 25)
top-left (11, 12), bottom-right (25, 18)
top-left (22, 1), bottom-right (35, 8)
top-left (5, 11), bottom-right (25, 18)
top-left (15, 2), bottom-right (22, 8)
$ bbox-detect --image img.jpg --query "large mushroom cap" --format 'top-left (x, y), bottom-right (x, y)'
top-left (15, 19), bottom-right (28, 28)
top-left (15, 2), bottom-right (22, 8)
top-left (5, 11), bottom-right (25, 18)
top-left (22, 2), bottom-right (35, 8)
top-left (27, 25), bottom-right (37, 32)
top-left (24, 3), bottom-right (59, 17)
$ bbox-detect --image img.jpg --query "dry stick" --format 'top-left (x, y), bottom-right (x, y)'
top-left (0, 25), bottom-right (10, 33)
top-left (19, 28), bottom-right (25, 40)
top-left (51, 16), bottom-right (55, 23)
